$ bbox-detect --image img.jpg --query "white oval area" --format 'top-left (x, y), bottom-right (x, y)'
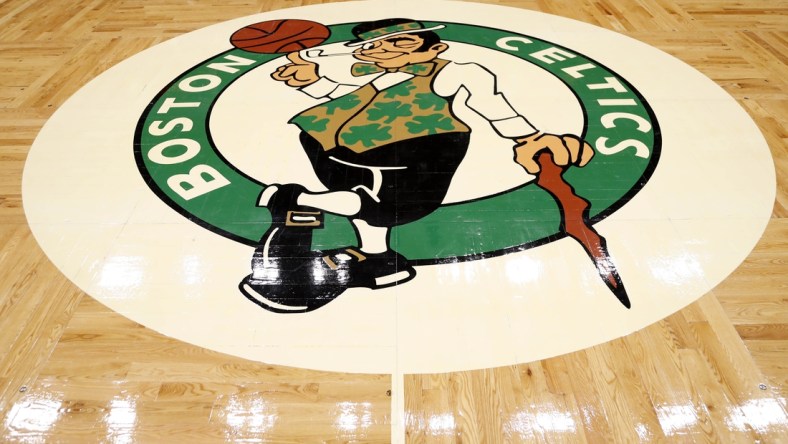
top-left (22, 0), bottom-right (775, 374)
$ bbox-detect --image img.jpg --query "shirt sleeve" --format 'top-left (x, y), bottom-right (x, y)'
top-left (299, 77), bottom-right (342, 99)
top-left (296, 46), bottom-right (373, 100)
top-left (433, 62), bottom-right (538, 138)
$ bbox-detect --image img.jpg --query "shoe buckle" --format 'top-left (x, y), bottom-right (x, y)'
top-left (344, 248), bottom-right (367, 262)
top-left (286, 210), bottom-right (323, 227)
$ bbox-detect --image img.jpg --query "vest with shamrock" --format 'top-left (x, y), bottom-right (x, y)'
top-left (290, 58), bottom-right (470, 153)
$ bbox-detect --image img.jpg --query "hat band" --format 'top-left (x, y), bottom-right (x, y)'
top-left (347, 24), bottom-right (446, 47)
top-left (358, 22), bottom-right (423, 40)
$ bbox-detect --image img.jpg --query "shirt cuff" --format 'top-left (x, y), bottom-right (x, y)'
top-left (491, 116), bottom-right (538, 138)
top-left (299, 77), bottom-right (339, 99)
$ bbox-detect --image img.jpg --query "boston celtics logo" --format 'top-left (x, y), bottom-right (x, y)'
top-left (135, 18), bottom-right (659, 313)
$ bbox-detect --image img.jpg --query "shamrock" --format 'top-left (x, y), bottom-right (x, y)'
top-left (405, 114), bottom-right (456, 135)
top-left (292, 114), bottom-right (329, 132)
top-left (383, 82), bottom-right (417, 99)
top-left (366, 101), bottom-right (413, 124)
top-left (341, 124), bottom-right (393, 148)
top-left (352, 64), bottom-right (380, 76)
top-left (413, 93), bottom-right (446, 111)
top-left (323, 94), bottom-right (362, 115)
top-left (404, 64), bottom-right (429, 75)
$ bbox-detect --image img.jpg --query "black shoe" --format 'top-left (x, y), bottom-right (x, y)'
top-left (240, 254), bottom-right (346, 314)
top-left (239, 247), bottom-right (416, 314)
top-left (242, 183), bottom-right (333, 313)
top-left (321, 247), bottom-right (416, 289)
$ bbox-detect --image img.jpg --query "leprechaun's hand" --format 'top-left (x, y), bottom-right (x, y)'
top-left (513, 132), bottom-right (594, 174)
top-left (271, 51), bottom-right (319, 87)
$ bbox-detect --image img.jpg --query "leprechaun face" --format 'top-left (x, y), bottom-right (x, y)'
top-left (353, 34), bottom-right (447, 69)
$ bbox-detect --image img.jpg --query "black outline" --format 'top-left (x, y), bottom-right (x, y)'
top-left (134, 20), bottom-right (662, 266)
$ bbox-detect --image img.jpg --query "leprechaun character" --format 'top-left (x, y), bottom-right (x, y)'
top-left (240, 18), bottom-right (629, 313)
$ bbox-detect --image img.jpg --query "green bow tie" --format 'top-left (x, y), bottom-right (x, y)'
top-left (351, 62), bottom-right (436, 77)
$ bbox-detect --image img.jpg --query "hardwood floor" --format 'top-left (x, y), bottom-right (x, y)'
top-left (1, 0), bottom-right (785, 442)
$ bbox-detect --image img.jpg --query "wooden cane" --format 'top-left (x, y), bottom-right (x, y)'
top-left (534, 151), bottom-right (631, 308)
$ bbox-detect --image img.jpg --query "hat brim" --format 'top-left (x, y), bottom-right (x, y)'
top-left (345, 24), bottom-right (446, 47)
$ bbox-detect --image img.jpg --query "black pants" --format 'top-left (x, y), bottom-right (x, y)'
top-left (300, 131), bottom-right (471, 227)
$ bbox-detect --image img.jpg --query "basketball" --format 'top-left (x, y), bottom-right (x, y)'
top-left (230, 19), bottom-right (330, 53)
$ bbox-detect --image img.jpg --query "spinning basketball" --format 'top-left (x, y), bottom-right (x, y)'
top-left (230, 19), bottom-right (330, 53)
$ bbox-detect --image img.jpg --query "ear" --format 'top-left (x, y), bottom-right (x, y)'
top-left (432, 42), bottom-right (449, 54)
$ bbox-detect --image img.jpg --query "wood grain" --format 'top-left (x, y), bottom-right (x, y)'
top-left (1, 0), bottom-right (785, 442)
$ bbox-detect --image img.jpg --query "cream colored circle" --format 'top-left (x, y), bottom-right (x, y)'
top-left (23, 0), bottom-right (775, 373)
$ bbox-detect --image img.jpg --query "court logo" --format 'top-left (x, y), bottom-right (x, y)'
top-left (135, 18), bottom-right (659, 313)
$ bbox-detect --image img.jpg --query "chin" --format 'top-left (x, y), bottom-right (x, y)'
top-left (376, 61), bottom-right (406, 69)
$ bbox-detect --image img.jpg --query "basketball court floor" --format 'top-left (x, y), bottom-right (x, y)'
top-left (2, 0), bottom-right (786, 442)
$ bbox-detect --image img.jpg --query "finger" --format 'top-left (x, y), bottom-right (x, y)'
top-left (287, 51), bottom-right (307, 64)
top-left (277, 64), bottom-right (300, 78)
top-left (514, 144), bottom-right (541, 174)
top-left (286, 78), bottom-right (314, 87)
top-left (271, 71), bottom-right (293, 81)
top-left (271, 64), bottom-right (293, 80)
top-left (561, 134), bottom-right (581, 164)
top-left (292, 68), bottom-right (316, 83)
top-left (543, 135), bottom-right (569, 166)
top-left (579, 141), bottom-right (594, 167)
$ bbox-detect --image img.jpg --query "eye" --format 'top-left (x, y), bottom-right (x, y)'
top-left (362, 42), bottom-right (375, 50)
top-left (393, 40), bottom-right (420, 48)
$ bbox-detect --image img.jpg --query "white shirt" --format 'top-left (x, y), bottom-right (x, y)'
top-left (296, 45), bottom-right (538, 139)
